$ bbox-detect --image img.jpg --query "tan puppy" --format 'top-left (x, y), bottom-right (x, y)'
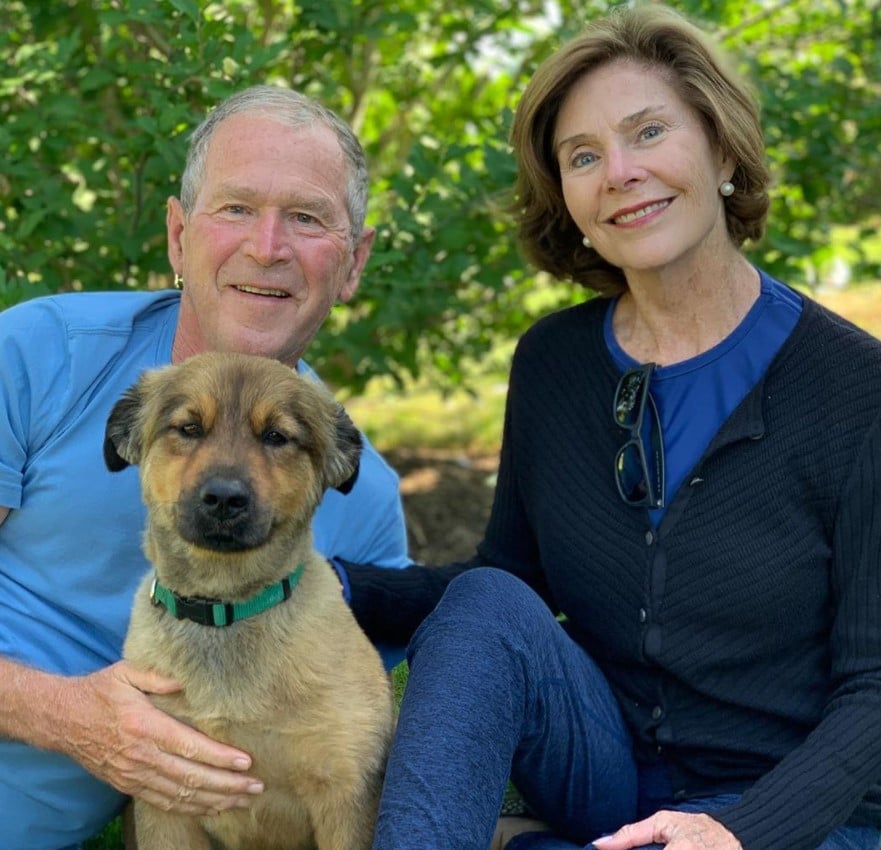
top-left (104, 352), bottom-right (394, 850)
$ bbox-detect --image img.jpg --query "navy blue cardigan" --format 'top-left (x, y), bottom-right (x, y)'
top-left (348, 293), bottom-right (881, 850)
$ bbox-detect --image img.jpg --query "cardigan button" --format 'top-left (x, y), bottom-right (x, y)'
top-left (644, 625), bottom-right (662, 657)
top-left (645, 530), bottom-right (654, 545)
top-left (651, 705), bottom-right (663, 720)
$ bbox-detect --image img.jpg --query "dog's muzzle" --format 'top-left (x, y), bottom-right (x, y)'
top-left (178, 472), bottom-right (272, 551)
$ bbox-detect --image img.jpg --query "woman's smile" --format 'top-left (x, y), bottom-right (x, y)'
top-left (608, 198), bottom-right (673, 226)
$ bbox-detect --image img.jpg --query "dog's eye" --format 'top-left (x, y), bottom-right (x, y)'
top-left (178, 423), bottom-right (203, 439)
top-left (262, 429), bottom-right (290, 447)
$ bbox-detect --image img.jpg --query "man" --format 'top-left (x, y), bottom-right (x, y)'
top-left (0, 86), bottom-right (409, 850)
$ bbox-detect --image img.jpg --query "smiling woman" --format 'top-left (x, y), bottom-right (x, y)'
top-left (512, 14), bottom-right (769, 303)
top-left (334, 6), bottom-right (881, 850)
top-left (554, 60), bottom-right (737, 288)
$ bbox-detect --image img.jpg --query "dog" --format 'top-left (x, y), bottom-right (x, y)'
top-left (103, 351), bottom-right (394, 850)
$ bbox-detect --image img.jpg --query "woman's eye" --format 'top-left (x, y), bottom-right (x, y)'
top-left (569, 150), bottom-right (598, 170)
top-left (640, 124), bottom-right (665, 142)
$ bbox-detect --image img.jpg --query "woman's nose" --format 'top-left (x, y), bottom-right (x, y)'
top-left (603, 145), bottom-right (644, 192)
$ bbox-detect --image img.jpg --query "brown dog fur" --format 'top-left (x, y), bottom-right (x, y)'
top-left (104, 352), bottom-right (394, 850)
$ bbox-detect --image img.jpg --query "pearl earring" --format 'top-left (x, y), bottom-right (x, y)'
top-left (582, 235), bottom-right (592, 248)
top-left (719, 181), bottom-right (735, 197)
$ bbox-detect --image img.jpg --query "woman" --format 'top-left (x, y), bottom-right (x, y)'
top-left (343, 6), bottom-right (881, 849)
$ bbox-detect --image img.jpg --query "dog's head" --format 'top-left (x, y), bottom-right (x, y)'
top-left (104, 353), bottom-right (361, 575)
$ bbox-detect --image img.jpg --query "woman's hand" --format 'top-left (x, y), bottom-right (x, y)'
top-left (592, 811), bottom-right (743, 850)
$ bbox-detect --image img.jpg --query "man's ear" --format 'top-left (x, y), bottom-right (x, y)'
top-left (338, 227), bottom-right (375, 303)
top-left (166, 196), bottom-right (186, 277)
top-left (103, 385), bottom-right (146, 472)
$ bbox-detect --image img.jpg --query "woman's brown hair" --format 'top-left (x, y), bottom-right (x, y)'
top-left (510, 4), bottom-right (771, 296)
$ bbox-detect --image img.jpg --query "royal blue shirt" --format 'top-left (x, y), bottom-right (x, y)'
top-left (604, 270), bottom-right (803, 523)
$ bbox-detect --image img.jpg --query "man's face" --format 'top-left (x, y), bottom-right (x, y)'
top-left (167, 113), bottom-right (374, 366)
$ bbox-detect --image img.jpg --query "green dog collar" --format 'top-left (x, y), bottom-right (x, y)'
top-left (149, 563), bottom-right (305, 627)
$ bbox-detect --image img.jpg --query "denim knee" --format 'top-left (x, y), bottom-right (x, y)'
top-left (408, 567), bottom-right (554, 662)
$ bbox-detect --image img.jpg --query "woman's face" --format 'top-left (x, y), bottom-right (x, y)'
top-left (553, 59), bottom-right (733, 280)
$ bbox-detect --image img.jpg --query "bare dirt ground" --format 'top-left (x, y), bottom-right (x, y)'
top-left (384, 448), bottom-right (499, 565)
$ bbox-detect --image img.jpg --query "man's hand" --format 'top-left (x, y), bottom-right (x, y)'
top-left (592, 811), bottom-right (742, 850)
top-left (58, 661), bottom-right (264, 815)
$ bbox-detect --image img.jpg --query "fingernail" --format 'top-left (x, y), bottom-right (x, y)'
top-left (233, 757), bottom-right (251, 770)
top-left (247, 781), bottom-right (264, 795)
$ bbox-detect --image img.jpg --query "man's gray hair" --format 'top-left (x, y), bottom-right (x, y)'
top-left (179, 86), bottom-right (369, 241)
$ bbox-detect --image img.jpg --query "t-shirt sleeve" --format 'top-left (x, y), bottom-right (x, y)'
top-left (0, 300), bottom-right (73, 509)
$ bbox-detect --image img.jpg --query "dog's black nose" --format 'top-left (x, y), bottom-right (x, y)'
top-left (199, 476), bottom-right (250, 520)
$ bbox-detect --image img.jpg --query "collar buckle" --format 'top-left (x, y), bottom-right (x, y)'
top-left (149, 563), bottom-right (305, 628)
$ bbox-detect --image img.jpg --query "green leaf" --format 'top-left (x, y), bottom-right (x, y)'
top-left (167, 0), bottom-right (202, 22)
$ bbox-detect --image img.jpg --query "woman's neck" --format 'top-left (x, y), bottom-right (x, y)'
top-left (612, 252), bottom-right (760, 366)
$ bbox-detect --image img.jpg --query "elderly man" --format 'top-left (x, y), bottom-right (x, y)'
top-left (0, 86), bottom-right (409, 850)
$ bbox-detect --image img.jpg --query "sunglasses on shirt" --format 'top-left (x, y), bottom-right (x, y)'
top-left (613, 363), bottom-right (665, 509)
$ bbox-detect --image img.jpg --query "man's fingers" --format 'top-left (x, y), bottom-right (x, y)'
top-left (119, 721), bottom-right (264, 813)
top-left (137, 766), bottom-right (256, 815)
top-left (75, 663), bottom-right (262, 812)
top-left (108, 661), bottom-right (256, 773)
top-left (157, 714), bottom-right (255, 774)
top-left (114, 659), bottom-right (182, 696)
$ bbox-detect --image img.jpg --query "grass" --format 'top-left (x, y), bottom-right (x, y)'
top-left (346, 374), bottom-right (508, 455)
top-left (84, 818), bottom-right (122, 850)
top-left (84, 279), bottom-right (881, 850)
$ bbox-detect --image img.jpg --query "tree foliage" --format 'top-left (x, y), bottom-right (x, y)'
top-left (2, 0), bottom-right (879, 391)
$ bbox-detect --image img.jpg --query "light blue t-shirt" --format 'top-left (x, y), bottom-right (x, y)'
top-left (0, 290), bottom-right (410, 850)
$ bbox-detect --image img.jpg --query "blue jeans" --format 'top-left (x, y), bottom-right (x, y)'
top-left (371, 569), bottom-right (880, 850)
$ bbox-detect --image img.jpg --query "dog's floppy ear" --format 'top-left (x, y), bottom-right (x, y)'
top-left (103, 384), bottom-right (146, 472)
top-left (325, 403), bottom-right (363, 494)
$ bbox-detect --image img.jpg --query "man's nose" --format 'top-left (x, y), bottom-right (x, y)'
top-left (245, 211), bottom-right (294, 265)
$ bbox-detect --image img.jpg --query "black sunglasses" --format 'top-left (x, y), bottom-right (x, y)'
top-left (613, 364), bottom-right (665, 508)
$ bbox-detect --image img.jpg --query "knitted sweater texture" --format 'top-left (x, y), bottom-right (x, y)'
top-left (348, 293), bottom-right (881, 850)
